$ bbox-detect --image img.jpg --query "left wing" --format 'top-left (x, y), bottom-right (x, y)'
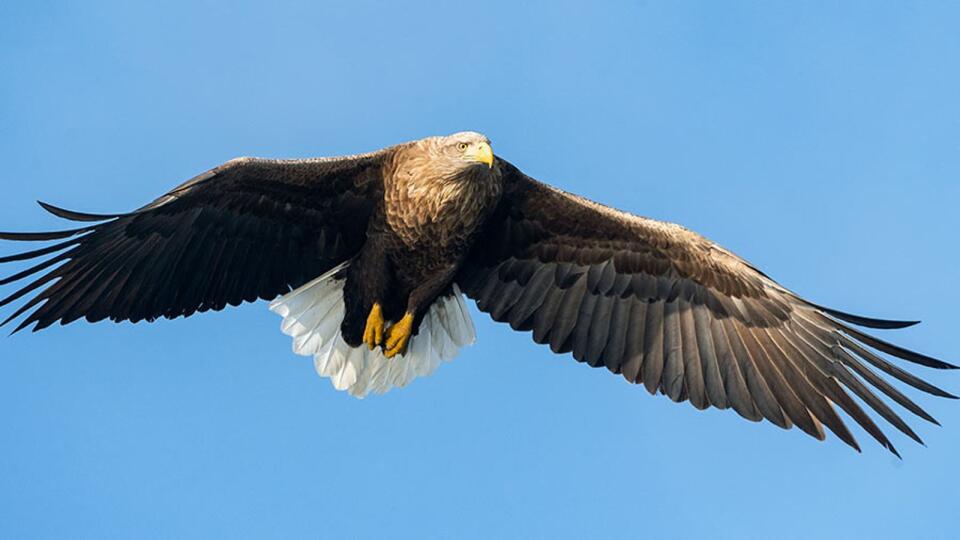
top-left (458, 158), bottom-right (956, 456)
top-left (0, 153), bottom-right (387, 332)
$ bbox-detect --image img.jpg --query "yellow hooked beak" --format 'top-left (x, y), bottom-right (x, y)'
top-left (473, 142), bottom-right (494, 169)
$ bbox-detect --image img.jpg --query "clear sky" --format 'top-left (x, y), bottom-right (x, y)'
top-left (1, 2), bottom-right (959, 539)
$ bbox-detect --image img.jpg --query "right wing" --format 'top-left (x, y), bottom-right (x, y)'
top-left (459, 159), bottom-right (956, 455)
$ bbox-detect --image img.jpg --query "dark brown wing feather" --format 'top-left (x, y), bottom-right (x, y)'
top-left (460, 159), bottom-right (956, 456)
top-left (0, 152), bottom-right (388, 332)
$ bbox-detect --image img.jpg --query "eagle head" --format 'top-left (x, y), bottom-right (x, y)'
top-left (424, 131), bottom-right (496, 176)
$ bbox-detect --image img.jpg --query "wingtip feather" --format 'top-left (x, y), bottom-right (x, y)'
top-left (811, 303), bottom-right (921, 330)
top-left (37, 201), bottom-right (121, 222)
top-left (0, 226), bottom-right (95, 241)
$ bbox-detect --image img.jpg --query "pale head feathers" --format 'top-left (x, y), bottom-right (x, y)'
top-left (384, 131), bottom-right (502, 247)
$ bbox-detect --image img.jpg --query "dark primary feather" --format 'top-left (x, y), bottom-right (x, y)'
top-left (0, 153), bottom-right (387, 332)
top-left (460, 158), bottom-right (956, 456)
top-left (36, 201), bottom-right (126, 222)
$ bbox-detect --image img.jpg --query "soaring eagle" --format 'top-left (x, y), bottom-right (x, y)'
top-left (0, 131), bottom-right (954, 455)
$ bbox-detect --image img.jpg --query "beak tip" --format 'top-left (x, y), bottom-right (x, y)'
top-left (479, 143), bottom-right (494, 168)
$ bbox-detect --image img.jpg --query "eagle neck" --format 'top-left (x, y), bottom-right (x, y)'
top-left (382, 147), bottom-right (501, 249)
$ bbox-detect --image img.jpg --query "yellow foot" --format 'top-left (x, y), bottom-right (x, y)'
top-left (363, 303), bottom-right (385, 350)
top-left (385, 312), bottom-right (414, 358)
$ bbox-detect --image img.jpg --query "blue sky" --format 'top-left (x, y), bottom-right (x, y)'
top-left (1, 2), bottom-right (959, 538)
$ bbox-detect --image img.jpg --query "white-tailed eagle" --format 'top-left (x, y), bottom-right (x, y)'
top-left (0, 131), bottom-right (954, 456)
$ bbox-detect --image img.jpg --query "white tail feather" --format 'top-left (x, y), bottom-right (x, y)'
top-left (269, 263), bottom-right (476, 398)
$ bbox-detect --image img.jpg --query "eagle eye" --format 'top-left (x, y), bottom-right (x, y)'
top-left (457, 142), bottom-right (468, 151)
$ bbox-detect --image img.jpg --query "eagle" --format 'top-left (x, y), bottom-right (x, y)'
top-left (0, 131), bottom-right (954, 456)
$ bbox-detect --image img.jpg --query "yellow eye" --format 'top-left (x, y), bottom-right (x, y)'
top-left (457, 142), bottom-right (468, 151)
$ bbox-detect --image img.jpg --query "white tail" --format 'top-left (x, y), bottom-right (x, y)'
top-left (269, 263), bottom-right (476, 398)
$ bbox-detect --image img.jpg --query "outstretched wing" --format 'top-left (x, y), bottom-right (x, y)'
top-left (459, 159), bottom-right (956, 456)
top-left (0, 152), bottom-right (388, 332)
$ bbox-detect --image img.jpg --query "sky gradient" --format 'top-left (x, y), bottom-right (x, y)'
top-left (1, 2), bottom-right (959, 538)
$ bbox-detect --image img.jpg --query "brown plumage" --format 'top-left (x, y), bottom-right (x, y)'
top-left (0, 130), bottom-right (955, 455)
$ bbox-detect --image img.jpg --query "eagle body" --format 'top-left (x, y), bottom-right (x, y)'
top-left (1, 130), bottom-right (956, 456)
top-left (340, 134), bottom-right (502, 347)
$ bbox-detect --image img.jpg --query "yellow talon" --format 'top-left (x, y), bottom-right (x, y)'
top-left (363, 303), bottom-right (385, 350)
top-left (385, 312), bottom-right (414, 358)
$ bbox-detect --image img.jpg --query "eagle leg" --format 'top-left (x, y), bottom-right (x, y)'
top-left (385, 312), bottom-right (414, 358)
top-left (363, 303), bottom-right (385, 350)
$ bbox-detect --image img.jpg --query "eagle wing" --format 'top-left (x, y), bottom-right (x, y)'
top-left (0, 151), bottom-right (388, 332)
top-left (459, 158), bottom-right (956, 455)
